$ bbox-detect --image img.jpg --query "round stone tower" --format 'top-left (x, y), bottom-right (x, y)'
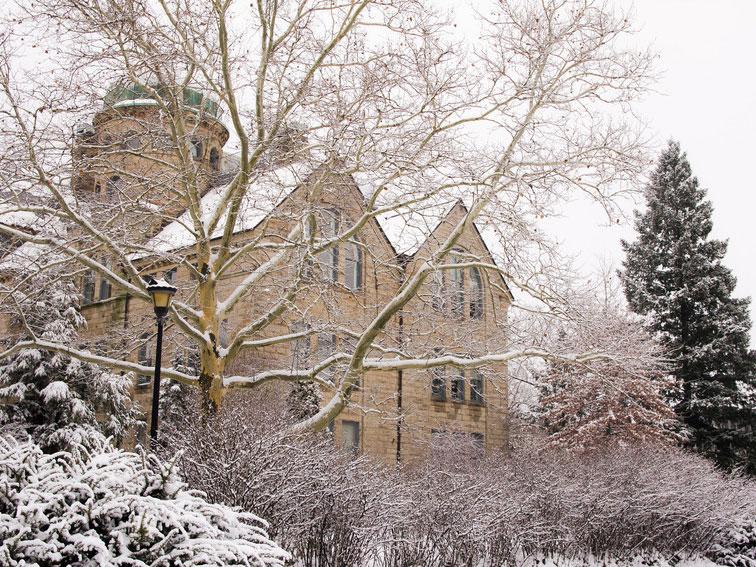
top-left (73, 82), bottom-right (229, 239)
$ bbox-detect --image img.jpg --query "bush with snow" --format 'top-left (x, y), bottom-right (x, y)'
top-left (165, 396), bottom-right (756, 567)
top-left (0, 276), bottom-right (138, 451)
top-left (708, 518), bottom-right (756, 567)
top-left (0, 433), bottom-right (289, 566)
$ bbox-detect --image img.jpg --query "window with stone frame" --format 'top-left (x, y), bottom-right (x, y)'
top-left (209, 147), bottom-right (220, 171)
top-left (291, 322), bottom-right (311, 370)
top-left (164, 267), bottom-right (177, 284)
top-left (470, 370), bottom-right (485, 405)
top-left (449, 253), bottom-right (465, 318)
top-left (317, 208), bottom-right (340, 282)
top-left (341, 419), bottom-right (360, 456)
top-left (189, 138), bottom-right (203, 160)
top-left (106, 176), bottom-right (123, 200)
top-left (469, 266), bottom-right (484, 319)
top-left (317, 333), bottom-right (337, 379)
top-left (343, 240), bottom-right (363, 290)
top-left (430, 249), bottom-right (484, 320)
top-left (82, 270), bottom-right (96, 305)
top-left (450, 368), bottom-right (465, 402)
top-left (98, 273), bottom-right (111, 301)
top-left (431, 366), bottom-right (446, 401)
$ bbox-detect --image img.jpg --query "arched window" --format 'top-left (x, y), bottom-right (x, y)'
top-left (344, 241), bottom-right (363, 290)
top-left (291, 322), bottom-right (311, 370)
top-left (469, 266), bottom-right (483, 319)
top-left (106, 176), bottom-right (122, 200)
top-left (317, 209), bottom-right (339, 282)
top-left (98, 275), bottom-right (111, 301)
top-left (209, 147), bottom-right (220, 171)
top-left (449, 251), bottom-right (465, 318)
top-left (137, 334), bottom-right (153, 390)
top-left (431, 269), bottom-right (444, 311)
top-left (189, 138), bottom-right (203, 160)
top-left (82, 271), bottom-right (95, 304)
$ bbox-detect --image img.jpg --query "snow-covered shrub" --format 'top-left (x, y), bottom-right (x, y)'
top-left (164, 394), bottom-right (755, 567)
top-left (708, 518), bottom-right (756, 567)
top-left (0, 433), bottom-right (289, 566)
top-left (0, 275), bottom-right (138, 451)
top-left (164, 391), bottom-right (401, 567)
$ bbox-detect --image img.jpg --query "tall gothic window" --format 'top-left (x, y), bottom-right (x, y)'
top-left (469, 266), bottom-right (484, 319)
top-left (450, 369), bottom-right (465, 402)
top-left (317, 209), bottom-right (340, 282)
top-left (470, 370), bottom-right (485, 405)
top-left (82, 271), bottom-right (95, 305)
top-left (291, 322), bottom-right (311, 370)
top-left (449, 252), bottom-right (465, 318)
top-left (106, 176), bottom-right (123, 200)
top-left (341, 420), bottom-right (360, 456)
top-left (344, 241), bottom-right (363, 290)
top-left (189, 138), bottom-right (203, 160)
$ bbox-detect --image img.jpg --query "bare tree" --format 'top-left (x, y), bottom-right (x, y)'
top-left (534, 274), bottom-right (682, 449)
top-left (0, 0), bottom-right (656, 431)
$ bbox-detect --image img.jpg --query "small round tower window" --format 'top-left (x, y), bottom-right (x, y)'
top-left (209, 147), bottom-right (220, 171)
top-left (189, 138), bottom-right (203, 160)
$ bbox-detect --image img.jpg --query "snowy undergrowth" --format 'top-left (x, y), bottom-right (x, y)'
top-left (0, 433), bottom-right (289, 566)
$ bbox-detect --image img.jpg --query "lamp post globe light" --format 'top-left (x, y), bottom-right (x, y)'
top-left (145, 277), bottom-right (177, 444)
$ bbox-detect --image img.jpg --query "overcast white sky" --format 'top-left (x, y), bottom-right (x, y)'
top-left (541, 0), bottom-right (756, 346)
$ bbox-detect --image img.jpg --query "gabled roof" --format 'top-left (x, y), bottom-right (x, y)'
top-left (141, 162), bottom-right (459, 258)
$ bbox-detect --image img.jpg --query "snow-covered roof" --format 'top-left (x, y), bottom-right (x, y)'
top-left (139, 161), bottom-right (465, 258)
top-left (141, 162), bottom-right (313, 256)
top-left (0, 241), bottom-right (56, 272)
top-left (111, 98), bottom-right (160, 109)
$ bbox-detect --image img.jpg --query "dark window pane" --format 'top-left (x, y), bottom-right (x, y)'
top-left (209, 147), bottom-right (220, 171)
top-left (431, 368), bottom-right (446, 401)
top-left (341, 420), bottom-right (360, 456)
top-left (470, 371), bottom-right (485, 405)
top-left (137, 336), bottom-right (153, 390)
top-left (98, 277), bottom-right (111, 301)
top-left (82, 271), bottom-right (95, 304)
top-left (451, 371), bottom-right (465, 402)
top-left (470, 267), bottom-right (483, 319)
top-left (344, 242), bottom-right (363, 290)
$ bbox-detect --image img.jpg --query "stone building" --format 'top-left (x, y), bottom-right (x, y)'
top-left (4, 84), bottom-right (512, 465)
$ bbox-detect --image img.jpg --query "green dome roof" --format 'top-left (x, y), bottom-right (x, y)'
top-left (104, 82), bottom-right (222, 118)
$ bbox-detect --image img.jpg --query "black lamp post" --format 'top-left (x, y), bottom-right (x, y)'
top-left (146, 278), bottom-right (177, 444)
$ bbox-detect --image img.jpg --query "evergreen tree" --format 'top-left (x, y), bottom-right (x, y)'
top-left (159, 348), bottom-right (200, 437)
top-left (622, 140), bottom-right (756, 472)
top-left (0, 274), bottom-right (139, 452)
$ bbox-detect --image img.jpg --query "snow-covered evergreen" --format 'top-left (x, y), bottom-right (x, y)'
top-left (622, 140), bottom-right (756, 472)
top-left (0, 275), bottom-right (138, 452)
top-left (0, 433), bottom-right (289, 566)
